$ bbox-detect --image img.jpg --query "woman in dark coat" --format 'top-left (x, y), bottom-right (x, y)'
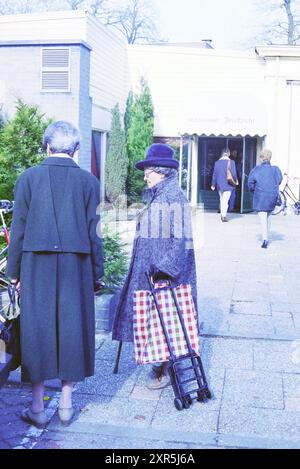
top-left (112, 143), bottom-right (197, 390)
top-left (6, 121), bottom-right (104, 427)
top-left (248, 148), bottom-right (282, 248)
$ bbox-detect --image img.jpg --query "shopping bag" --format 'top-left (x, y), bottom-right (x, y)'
top-left (133, 283), bottom-right (200, 364)
top-left (0, 284), bottom-right (21, 387)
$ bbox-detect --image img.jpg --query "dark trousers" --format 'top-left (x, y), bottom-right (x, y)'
top-left (229, 189), bottom-right (236, 211)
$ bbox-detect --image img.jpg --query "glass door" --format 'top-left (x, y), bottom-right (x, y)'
top-left (241, 137), bottom-right (257, 213)
top-left (198, 137), bottom-right (226, 210)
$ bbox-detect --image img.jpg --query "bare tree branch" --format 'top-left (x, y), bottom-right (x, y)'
top-left (65, 0), bottom-right (86, 9)
top-left (255, 0), bottom-right (300, 45)
top-left (0, 0), bottom-right (166, 44)
top-left (101, 0), bottom-right (162, 44)
top-left (0, 0), bottom-right (38, 14)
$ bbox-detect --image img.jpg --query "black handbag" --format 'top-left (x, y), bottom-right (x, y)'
top-left (0, 285), bottom-right (21, 387)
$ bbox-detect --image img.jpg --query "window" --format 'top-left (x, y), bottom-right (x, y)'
top-left (41, 48), bottom-right (70, 92)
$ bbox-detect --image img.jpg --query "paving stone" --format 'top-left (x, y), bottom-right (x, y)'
top-left (198, 259), bottom-right (237, 270)
top-left (283, 374), bottom-right (300, 412)
top-left (74, 359), bottom-right (139, 398)
top-left (131, 386), bottom-right (162, 401)
top-left (198, 297), bottom-right (231, 317)
top-left (232, 282), bottom-right (269, 302)
top-left (201, 338), bottom-right (254, 371)
top-left (270, 292), bottom-right (290, 304)
top-left (200, 315), bottom-right (230, 335)
top-left (198, 281), bottom-right (234, 301)
top-left (218, 405), bottom-right (300, 442)
top-left (35, 431), bottom-right (117, 449)
top-left (271, 302), bottom-right (300, 314)
top-left (36, 432), bottom-right (193, 449)
top-left (151, 398), bottom-right (219, 434)
top-left (228, 315), bottom-right (275, 337)
top-left (96, 339), bottom-right (135, 365)
top-left (230, 301), bottom-right (271, 316)
top-left (200, 249), bottom-right (240, 262)
top-left (293, 316), bottom-right (300, 331)
top-left (222, 369), bottom-right (284, 410)
top-left (272, 312), bottom-right (297, 336)
top-left (287, 297), bottom-right (300, 309)
top-left (254, 341), bottom-right (300, 373)
top-left (235, 273), bottom-right (268, 283)
top-left (51, 393), bottom-right (157, 429)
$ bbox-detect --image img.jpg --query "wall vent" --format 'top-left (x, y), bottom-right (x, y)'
top-left (41, 48), bottom-right (70, 92)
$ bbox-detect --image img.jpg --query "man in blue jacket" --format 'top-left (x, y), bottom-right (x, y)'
top-left (211, 148), bottom-right (238, 222)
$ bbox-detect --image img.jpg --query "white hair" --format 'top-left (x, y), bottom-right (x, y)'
top-left (43, 121), bottom-right (81, 156)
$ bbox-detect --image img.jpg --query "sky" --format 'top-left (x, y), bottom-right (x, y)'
top-left (152, 0), bottom-right (267, 50)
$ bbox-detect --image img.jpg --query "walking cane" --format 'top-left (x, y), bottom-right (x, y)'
top-left (113, 340), bottom-right (123, 374)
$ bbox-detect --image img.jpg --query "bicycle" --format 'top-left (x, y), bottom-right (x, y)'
top-left (0, 282), bottom-right (20, 388)
top-left (272, 174), bottom-right (300, 216)
top-left (0, 200), bottom-right (14, 287)
top-left (0, 201), bottom-right (20, 386)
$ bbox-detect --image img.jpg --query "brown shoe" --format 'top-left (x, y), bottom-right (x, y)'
top-left (21, 408), bottom-right (48, 429)
top-left (147, 373), bottom-right (171, 390)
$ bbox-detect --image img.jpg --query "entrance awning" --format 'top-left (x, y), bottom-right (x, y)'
top-left (179, 91), bottom-right (267, 137)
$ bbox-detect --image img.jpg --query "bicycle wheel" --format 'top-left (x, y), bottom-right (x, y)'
top-left (293, 202), bottom-right (300, 215)
top-left (272, 191), bottom-right (286, 215)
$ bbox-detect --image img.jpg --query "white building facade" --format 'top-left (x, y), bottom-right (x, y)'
top-left (0, 10), bottom-right (299, 210)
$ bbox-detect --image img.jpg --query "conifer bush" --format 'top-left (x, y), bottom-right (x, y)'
top-left (105, 104), bottom-right (128, 207)
top-left (126, 79), bottom-right (154, 203)
top-left (0, 99), bottom-right (51, 200)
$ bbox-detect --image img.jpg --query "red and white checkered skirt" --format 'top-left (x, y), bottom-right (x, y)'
top-left (133, 283), bottom-right (200, 364)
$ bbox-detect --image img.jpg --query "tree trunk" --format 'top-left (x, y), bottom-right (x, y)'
top-left (283, 0), bottom-right (295, 45)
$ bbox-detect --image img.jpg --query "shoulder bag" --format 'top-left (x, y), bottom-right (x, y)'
top-left (227, 160), bottom-right (238, 187)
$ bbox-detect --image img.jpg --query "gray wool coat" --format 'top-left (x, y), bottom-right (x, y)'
top-left (112, 174), bottom-right (198, 343)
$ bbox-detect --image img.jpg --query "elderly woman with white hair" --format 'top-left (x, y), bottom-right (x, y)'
top-left (6, 121), bottom-right (104, 427)
top-left (248, 149), bottom-right (282, 248)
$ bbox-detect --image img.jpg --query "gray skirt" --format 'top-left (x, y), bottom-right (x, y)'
top-left (20, 252), bottom-right (95, 383)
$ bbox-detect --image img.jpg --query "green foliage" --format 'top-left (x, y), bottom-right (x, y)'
top-left (102, 227), bottom-right (128, 293)
top-left (0, 99), bottom-right (51, 200)
top-left (124, 90), bottom-right (133, 136)
top-left (126, 78), bottom-right (154, 203)
top-left (0, 108), bottom-right (5, 132)
top-left (105, 104), bottom-right (128, 206)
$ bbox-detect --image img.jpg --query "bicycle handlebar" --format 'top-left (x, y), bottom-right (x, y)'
top-left (283, 173), bottom-right (300, 181)
top-left (0, 200), bottom-right (14, 213)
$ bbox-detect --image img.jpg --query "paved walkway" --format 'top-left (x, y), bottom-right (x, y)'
top-left (1, 211), bottom-right (300, 449)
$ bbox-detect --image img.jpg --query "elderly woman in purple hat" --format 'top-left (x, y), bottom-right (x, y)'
top-left (112, 143), bottom-right (198, 389)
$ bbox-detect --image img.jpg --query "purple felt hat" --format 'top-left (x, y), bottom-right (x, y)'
top-left (135, 143), bottom-right (179, 170)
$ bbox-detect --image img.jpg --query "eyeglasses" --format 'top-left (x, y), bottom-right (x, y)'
top-left (144, 170), bottom-right (156, 178)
